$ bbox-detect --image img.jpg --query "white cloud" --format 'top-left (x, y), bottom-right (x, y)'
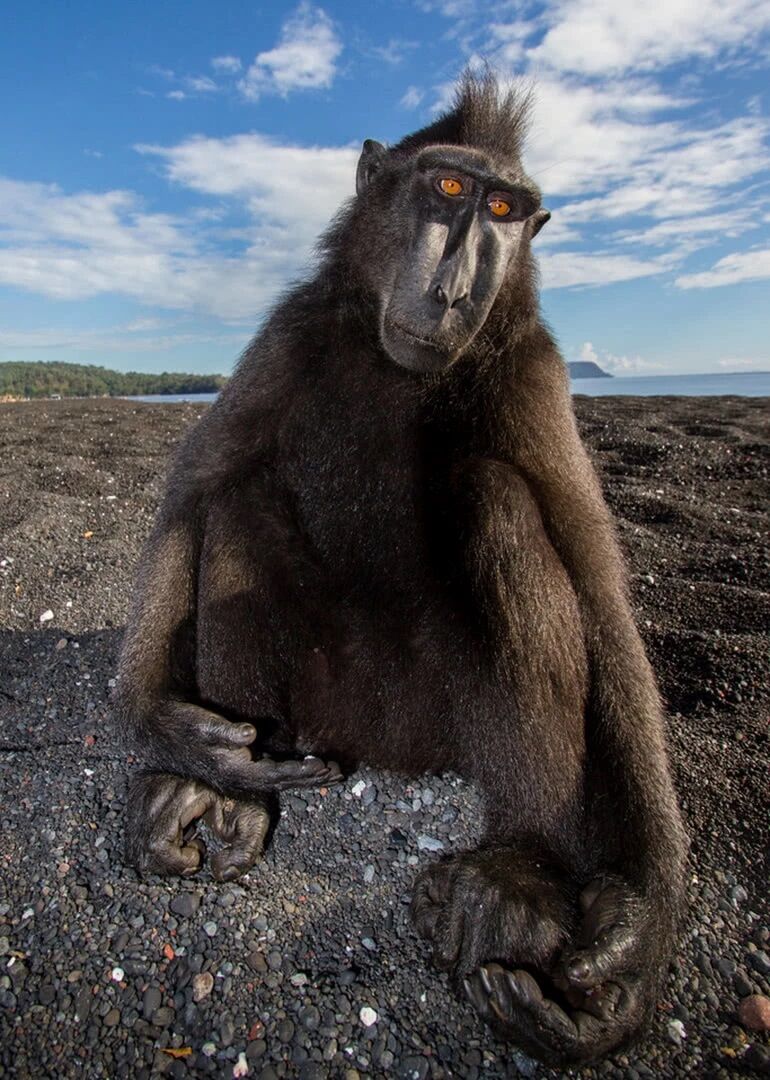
top-left (527, 0), bottom-right (770, 77)
top-left (211, 55), bottom-right (242, 73)
top-left (185, 75), bottom-right (218, 93)
top-left (675, 248), bottom-right (770, 288)
top-left (400, 86), bottom-right (424, 109)
top-left (369, 39), bottom-right (417, 66)
top-left (615, 209), bottom-right (758, 248)
top-left (717, 357), bottom-right (768, 369)
top-left (540, 250), bottom-right (672, 289)
top-left (0, 130), bottom-right (359, 320)
top-left (238, 4), bottom-right (341, 101)
top-left (0, 323), bottom-right (244, 354)
top-left (167, 90), bottom-right (186, 101)
top-left (137, 133), bottom-right (357, 232)
top-left (577, 341), bottom-right (664, 374)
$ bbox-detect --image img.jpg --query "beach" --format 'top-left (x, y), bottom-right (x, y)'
top-left (0, 396), bottom-right (768, 1078)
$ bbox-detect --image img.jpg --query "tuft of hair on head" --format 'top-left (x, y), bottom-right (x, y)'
top-left (393, 69), bottom-right (532, 165)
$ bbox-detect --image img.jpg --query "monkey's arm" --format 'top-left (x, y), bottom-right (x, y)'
top-left (115, 453), bottom-right (339, 797)
top-left (476, 346), bottom-right (688, 1059)
top-left (510, 347), bottom-right (687, 900)
top-left (117, 503), bottom-right (338, 794)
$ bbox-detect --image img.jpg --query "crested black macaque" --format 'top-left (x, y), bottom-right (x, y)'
top-left (117, 74), bottom-right (687, 1065)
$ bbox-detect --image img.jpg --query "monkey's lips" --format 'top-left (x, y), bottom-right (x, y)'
top-left (381, 316), bottom-right (459, 374)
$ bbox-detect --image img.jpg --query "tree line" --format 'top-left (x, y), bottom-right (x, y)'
top-left (0, 361), bottom-right (228, 399)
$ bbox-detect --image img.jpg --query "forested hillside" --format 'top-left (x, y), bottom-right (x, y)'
top-left (0, 361), bottom-right (227, 399)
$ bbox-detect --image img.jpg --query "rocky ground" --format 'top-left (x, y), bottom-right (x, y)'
top-left (0, 395), bottom-right (768, 1079)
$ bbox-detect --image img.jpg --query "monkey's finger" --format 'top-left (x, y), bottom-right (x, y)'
top-left (233, 755), bottom-right (342, 791)
top-left (196, 712), bottom-right (257, 749)
top-left (432, 897), bottom-right (466, 974)
top-left (455, 902), bottom-right (487, 980)
top-left (205, 797), bottom-right (270, 844)
top-left (142, 835), bottom-right (204, 878)
top-left (562, 882), bottom-right (642, 990)
top-left (211, 806), bottom-right (270, 882)
top-left (176, 784), bottom-right (218, 832)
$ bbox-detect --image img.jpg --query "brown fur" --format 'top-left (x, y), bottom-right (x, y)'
top-left (116, 73), bottom-right (687, 1066)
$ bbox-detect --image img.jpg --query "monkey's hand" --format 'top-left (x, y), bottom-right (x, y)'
top-left (134, 701), bottom-right (343, 794)
top-left (463, 876), bottom-right (664, 1065)
top-left (126, 771), bottom-right (273, 881)
top-left (412, 847), bottom-right (573, 982)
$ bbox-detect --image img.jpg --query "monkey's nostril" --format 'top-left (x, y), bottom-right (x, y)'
top-left (450, 293), bottom-right (468, 310)
top-left (432, 283), bottom-right (448, 308)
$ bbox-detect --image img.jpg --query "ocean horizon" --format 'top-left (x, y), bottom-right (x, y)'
top-left (123, 369), bottom-right (770, 404)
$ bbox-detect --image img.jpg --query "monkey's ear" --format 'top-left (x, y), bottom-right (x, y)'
top-left (530, 208), bottom-right (551, 238)
top-left (356, 139), bottom-right (388, 196)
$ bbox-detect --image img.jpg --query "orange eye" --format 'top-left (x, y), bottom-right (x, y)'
top-left (439, 177), bottom-right (463, 196)
top-left (489, 198), bottom-right (511, 217)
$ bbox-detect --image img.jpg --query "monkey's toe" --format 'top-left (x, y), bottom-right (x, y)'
top-left (463, 962), bottom-right (647, 1066)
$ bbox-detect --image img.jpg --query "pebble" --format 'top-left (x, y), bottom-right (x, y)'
top-left (142, 986), bottom-right (162, 1020)
top-left (152, 1006), bottom-right (175, 1027)
top-left (359, 1006), bottom-right (378, 1027)
top-left (233, 1052), bottom-right (249, 1077)
top-left (750, 951), bottom-right (770, 977)
top-left (416, 835), bottom-right (444, 852)
top-left (738, 995), bottom-right (770, 1032)
top-left (170, 893), bottom-right (200, 918)
top-left (2, 399), bottom-right (767, 1080)
top-left (666, 1019), bottom-right (686, 1046)
top-left (203, 921), bottom-right (218, 937)
top-left (192, 972), bottom-right (214, 1002)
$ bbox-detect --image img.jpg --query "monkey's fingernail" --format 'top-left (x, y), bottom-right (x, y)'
top-left (463, 977), bottom-right (488, 1013)
top-left (567, 957), bottom-right (592, 984)
top-left (479, 966), bottom-right (493, 994)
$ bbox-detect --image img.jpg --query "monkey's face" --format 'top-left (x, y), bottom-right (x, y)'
top-left (358, 144), bottom-right (548, 374)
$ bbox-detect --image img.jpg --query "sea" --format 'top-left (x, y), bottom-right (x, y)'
top-left (124, 370), bottom-right (770, 404)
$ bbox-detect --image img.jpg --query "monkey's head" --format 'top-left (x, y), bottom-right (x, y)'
top-left (351, 73), bottom-right (549, 375)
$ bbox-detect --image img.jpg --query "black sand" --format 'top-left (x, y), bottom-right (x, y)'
top-left (0, 396), bottom-right (768, 1078)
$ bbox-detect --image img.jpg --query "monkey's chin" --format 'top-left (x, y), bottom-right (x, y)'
top-left (381, 319), bottom-right (460, 374)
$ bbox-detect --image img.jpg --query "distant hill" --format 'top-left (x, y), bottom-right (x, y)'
top-left (568, 361), bottom-right (612, 379)
top-left (0, 361), bottom-right (228, 399)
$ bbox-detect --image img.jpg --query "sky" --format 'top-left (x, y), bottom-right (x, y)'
top-left (1, 1), bottom-right (769, 377)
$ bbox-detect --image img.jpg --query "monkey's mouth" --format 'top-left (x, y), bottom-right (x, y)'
top-left (381, 316), bottom-right (459, 374)
top-left (388, 319), bottom-right (444, 350)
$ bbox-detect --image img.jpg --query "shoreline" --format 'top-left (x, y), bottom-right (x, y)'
top-left (1, 397), bottom-right (768, 1078)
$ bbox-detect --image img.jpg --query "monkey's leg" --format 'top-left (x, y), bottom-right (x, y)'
top-left (414, 462), bottom-right (587, 965)
top-left (121, 475), bottom-right (342, 875)
top-left (458, 361), bottom-right (689, 1065)
top-left (126, 771), bottom-right (271, 881)
top-left (116, 478), bottom-right (340, 795)
top-left (417, 456), bottom-right (678, 1064)
top-left (413, 461), bottom-right (609, 1058)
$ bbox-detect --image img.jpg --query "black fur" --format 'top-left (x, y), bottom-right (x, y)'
top-left (116, 73), bottom-right (688, 1065)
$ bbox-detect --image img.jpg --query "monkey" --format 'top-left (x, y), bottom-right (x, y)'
top-left (115, 73), bottom-right (688, 1066)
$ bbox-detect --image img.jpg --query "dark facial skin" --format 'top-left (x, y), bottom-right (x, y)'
top-left (362, 145), bottom-right (544, 374)
top-left (115, 75), bottom-right (687, 1068)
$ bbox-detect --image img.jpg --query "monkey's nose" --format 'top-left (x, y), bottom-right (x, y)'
top-left (431, 282), bottom-right (468, 310)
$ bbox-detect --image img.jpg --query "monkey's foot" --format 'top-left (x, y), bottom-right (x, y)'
top-left (463, 963), bottom-right (646, 1066)
top-left (463, 877), bottom-right (661, 1065)
top-left (411, 846), bottom-right (573, 980)
top-left (126, 772), bottom-right (271, 881)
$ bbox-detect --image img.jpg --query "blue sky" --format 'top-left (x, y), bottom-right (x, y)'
top-left (1, 0), bottom-right (769, 377)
